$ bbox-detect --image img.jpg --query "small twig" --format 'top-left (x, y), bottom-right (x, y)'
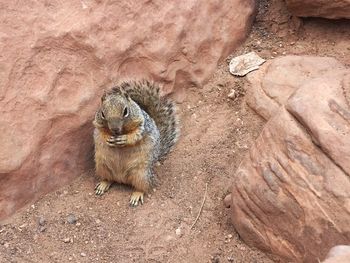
top-left (190, 183), bottom-right (208, 229)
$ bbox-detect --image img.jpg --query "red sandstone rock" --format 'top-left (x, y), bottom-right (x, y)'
top-left (246, 56), bottom-right (346, 120)
top-left (228, 108), bottom-right (350, 262)
top-left (226, 57), bottom-right (350, 262)
top-left (287, 71), bottom-right (350, 175)
top-left (0, 0), bottom-right (256, 220)
top-left (285, 0), bottom-right (350, 19)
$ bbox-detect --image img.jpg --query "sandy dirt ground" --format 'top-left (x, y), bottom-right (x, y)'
top-left (1, 0), bottom-right (349, 262)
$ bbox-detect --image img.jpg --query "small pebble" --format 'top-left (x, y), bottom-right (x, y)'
top-left (19, 223), bottom-right (28, 228)
top-left (38, 226), bottom-right (46, 233)
top-left (239, 246), bottom-right (246, 251)
top-left (67, 214), bottom-right (77, 224)
top-left (81, 252), bottom-right (87, 257)
top-left (95, 219), bottom-right (101, 224)
top-left (63, 238), bottom-right (70, 243)
top-left (228, 89), bottom-right (236, 100)
top-left (211, 255), bottom-right (220, 263)
top-left (38, 217), bottom-right (46, 226)
top-left (175, 228), bottom-right (182, 236)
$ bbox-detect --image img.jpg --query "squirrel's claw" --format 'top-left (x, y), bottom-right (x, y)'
top-left (106, 141), bottom-right (116, 147)
top-left (95, 181), bottom-right (112, 195)
top-left (129, 191), bottom-right (144, 207)
top-left (107, 135), bottom-right (127, 147)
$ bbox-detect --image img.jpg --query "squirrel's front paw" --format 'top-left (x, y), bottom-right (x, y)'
top-left (106, 135), bottom-right (127, 147)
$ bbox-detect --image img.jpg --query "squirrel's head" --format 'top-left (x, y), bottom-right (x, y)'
top-left (93, 88), bottom-right (142, 136)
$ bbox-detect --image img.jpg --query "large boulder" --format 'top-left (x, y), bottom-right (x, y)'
top-left (225, 57), bottom-right (350, 262)
top-left (285, 0), bottom-right (350, 19)
top-left (0, 0), bottom-right (256, 220)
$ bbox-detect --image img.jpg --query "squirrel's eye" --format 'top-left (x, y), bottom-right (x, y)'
top-left (123, 107), bottom-right (129, 118)
top-left (101, 111), bottom-right (106, 120)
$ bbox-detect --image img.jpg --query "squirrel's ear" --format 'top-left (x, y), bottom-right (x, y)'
top-left (119, 88), bottom-right (130, 100)
top-left (101, 90), bottom-right (108, 102)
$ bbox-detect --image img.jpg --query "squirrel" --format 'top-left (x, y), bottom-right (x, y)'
top-left (92, 80), bottom-right (179, 206)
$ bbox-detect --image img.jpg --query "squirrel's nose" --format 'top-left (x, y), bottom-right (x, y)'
top-left (109, 125), bottom-right (122, 135)
top-left (112, 128), bottom-right (122, 135)
top-left (108, 120), bottom-right (123, 135)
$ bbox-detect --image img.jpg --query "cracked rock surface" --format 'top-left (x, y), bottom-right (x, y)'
top-left (226, 56), bottom-right (350, 262)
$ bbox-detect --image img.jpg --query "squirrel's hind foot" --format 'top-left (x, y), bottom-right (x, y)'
top-left (95, 180), bottom-right (112, 195)
top-left (129, 191), bottom-right (144, 207)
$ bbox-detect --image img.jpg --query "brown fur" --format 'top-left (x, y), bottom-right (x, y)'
top-left (94, 128), bottom-right (152, 193)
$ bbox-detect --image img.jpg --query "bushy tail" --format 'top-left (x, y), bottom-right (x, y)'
top-left (118, 80), bottom-right (179, 158)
